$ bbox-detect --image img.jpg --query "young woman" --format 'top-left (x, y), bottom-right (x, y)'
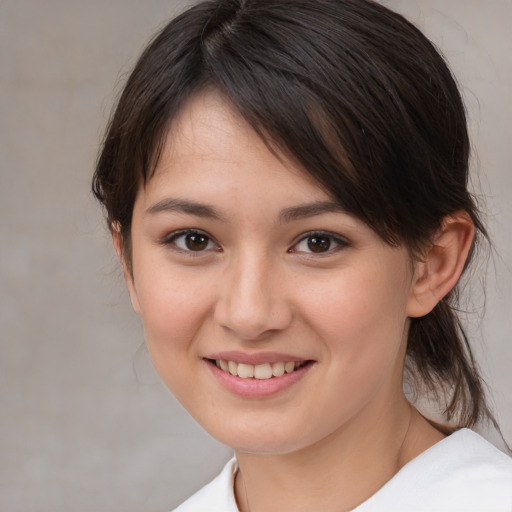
top-left (92, 0), bottom-right (512, 510)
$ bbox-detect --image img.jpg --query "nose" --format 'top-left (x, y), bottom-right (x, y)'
top-left (214, 251), bottom-right (293, 341)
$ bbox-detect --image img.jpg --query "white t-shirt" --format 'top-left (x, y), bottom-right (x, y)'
top-left (171, 429), bottom-right (512, 512)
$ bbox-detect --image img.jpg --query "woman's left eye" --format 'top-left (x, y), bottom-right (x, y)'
top-left (290, 232), bottom-right (348, 254)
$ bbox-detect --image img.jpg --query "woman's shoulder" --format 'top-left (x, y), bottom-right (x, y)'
top-left (170, 458), bottom-right (239, 512)
top-left (444, 428), bottom-right (512, 469)
top-left (410, 428), bottom-right (512, 483)
top-left (357, 428), bottom-right (512, 512)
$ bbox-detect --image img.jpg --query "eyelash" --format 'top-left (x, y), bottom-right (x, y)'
top-left (161, 229), bottom-right (221, 254)
top-left (161, 229), bottom-right (349, 255)
top-left (289, 231), bottom-right (350, 255)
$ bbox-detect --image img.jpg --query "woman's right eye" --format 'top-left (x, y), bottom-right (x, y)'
top-left (165, 230), bottom-right (220, 253)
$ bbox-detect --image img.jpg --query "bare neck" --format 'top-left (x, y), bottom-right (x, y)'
top-left (234, 402), bottom-right (445, 512)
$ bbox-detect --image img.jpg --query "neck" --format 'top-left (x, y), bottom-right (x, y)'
top-left (234, 399), bottom-right (444, 512)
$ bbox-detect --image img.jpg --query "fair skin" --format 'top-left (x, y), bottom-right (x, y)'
top-left (115, 91), bottom-right (474, 512)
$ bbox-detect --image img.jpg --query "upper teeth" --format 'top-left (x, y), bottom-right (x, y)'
top-left (216, 360), bottom-right (302, 379)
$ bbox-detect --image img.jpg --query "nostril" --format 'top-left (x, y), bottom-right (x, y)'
top-left (214, 297), bottom-right (293, 341)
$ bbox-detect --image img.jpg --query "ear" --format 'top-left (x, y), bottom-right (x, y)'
top-left (407, 212), bottom-right (475, 318)
top-left (112, 226), bottom-right (141, 315)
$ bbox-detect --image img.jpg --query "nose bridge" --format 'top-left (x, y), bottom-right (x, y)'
top-left (215, 246), bottom-right (291, 340)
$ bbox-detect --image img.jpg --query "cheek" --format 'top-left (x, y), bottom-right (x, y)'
top-left (297, 258), bottom-right (411, 369)
top-left (133, 266), bottom-right (215, 367)
top-left (290, 266), bottom-right (411, 429)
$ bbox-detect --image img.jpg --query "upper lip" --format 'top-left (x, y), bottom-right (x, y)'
top-left (204, 351), bottom-right (310, 365)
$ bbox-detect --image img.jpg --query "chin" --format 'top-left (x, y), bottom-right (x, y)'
top-left (201, 417), bottom-right (320, 455)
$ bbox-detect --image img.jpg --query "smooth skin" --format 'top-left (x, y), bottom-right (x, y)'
top-left (116, 90), bottom-right (474, 512)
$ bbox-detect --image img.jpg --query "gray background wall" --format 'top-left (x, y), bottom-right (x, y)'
top-left (0, 1), bottom-right (510, 511)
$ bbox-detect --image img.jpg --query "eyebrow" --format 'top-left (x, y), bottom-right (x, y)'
top-left (146, 198), bottom-right (347, 223)
top-left (146, 198), bottom-right (226, 221)
top-left (279, 201), bottom-right (348, 223)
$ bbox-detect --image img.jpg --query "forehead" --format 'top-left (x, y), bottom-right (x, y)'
top-left (146, 90), bottom-right (330, 205)
top-left (163, 91), bottom-right (240, 160)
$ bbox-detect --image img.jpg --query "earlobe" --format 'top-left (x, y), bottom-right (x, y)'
top-left (407, 212), bottom-right (475, 318)
top-left (112, 226), bottom-right (142, 316)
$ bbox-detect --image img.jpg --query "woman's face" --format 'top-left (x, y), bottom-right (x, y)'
top-left (124, 91), bottom-right (419, 455)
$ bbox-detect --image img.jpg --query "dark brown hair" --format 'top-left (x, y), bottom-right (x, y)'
top-left (93, 0), bottom-right (492, 428)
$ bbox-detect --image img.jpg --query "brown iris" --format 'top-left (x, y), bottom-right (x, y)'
top-left (185, 233), bottom-right (209, 251)
top-left (307, 235), bottom-right (331, 253)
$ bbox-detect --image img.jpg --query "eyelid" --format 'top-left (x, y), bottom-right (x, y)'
top-left (289, 231), bottom-right (350, 255)
top-left (160, 228), bottom-right (221, 253)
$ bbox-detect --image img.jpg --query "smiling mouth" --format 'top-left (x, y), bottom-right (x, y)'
top-left (207, 359), bottom-right (310, 380)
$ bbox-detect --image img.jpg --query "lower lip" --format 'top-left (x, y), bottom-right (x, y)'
top-left (205, 360), bottom-right (314, 398)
